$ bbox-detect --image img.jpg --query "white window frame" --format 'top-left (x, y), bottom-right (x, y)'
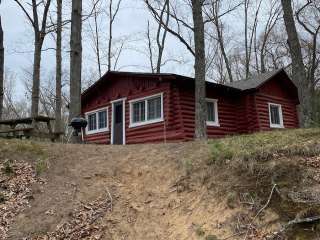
top-left (129, 93), bottom-right (164, 128)
top-left (85, 106), bottom-right (109, 135)
top-left (206, 98), bottom-right (220, 127)
top-left (268, 103), bottom-right (284, 128)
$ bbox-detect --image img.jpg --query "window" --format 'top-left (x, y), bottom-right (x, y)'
top-left (98, 111), bottom-right (107, 129)
top-left (132, 101), bottom-right (145, 123)
top-left (85, 107), bottom-right (109, 134)
top-left (268, 103), bottom-right (284, 128)
top-left (88, 113), bottom-right (97, 131)
top-left (148, 96), bottom-right (162, 120)
top-left (129, 93), bottom-right (164, 127)
top-left (206, 99), bottom-right (220, 127)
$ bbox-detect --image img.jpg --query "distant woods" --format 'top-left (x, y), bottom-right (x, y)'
top-left (0, 0), bottom-right (319, 138)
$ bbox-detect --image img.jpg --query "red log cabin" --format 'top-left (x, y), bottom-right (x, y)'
top-left (81, 69), bottom-right (300, 144)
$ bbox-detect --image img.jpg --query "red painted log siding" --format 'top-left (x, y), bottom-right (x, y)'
top-left (177, 77), bottom-right (299, 139)
top-left (178, 83), bottom-right (240, 139)
top-left (255, 78), bottom-right (299, 130)
top-left (82, 73), bottom-right (299, 144)
top-left (125, 87), bottom-right (183, 144)
top-left (82, 75), bottom-right (183, 144)
top-left (244, 93), bottom-right (260, 132)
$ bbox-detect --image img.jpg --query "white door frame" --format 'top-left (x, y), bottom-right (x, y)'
top-left (110, 98), bottom-right (126, 145)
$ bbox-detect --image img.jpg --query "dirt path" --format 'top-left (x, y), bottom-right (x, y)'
top-left (8, 142), bottom-right (235, 240)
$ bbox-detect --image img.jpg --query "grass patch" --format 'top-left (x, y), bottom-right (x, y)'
top-left (2, 160), bottom-right (14, 175)
top-left (203, 129), bottom-right (320, 239)
top-left (205, 235), bottom-right (219, 240)
top-left (182, 159), bottom-right (194, 175)
top-left (195, 225), bottom-right (206, 237)
top-left (0, 139), bottom-right (45, 155)
top-left (0, 140), bottom-right (48, 175)
top-left (0, 192), bottom-right (6, 203)
top-left (208, 128), bottom-right (320, 166)
top-left (35, 158), bottom-right (48, 176)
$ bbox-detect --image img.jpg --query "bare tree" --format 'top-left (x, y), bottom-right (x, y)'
top-left (145, 0), bottom-right (170, 73)
top-left (281, 0), bottom-right (311, 126)
top-left (145, 0), bottom-right (207, 139)
top-left (69, 0), bottom-right (82, 123)
top-left (259, 0), bottom-right (281, 73)
top-left (0, 5), bottom-right (4, 120)
top-left (3, 70), bottom-right (28, 119)
top-left (55, 0), bottom-right (62, 133)
top-left (14, 0), bottom-right (52, 118)
top-left (244, 0), bottom-right (262, 78)
top-left (88, 0), bottom-right (103, 78)
top-left (146, 21), bottom-right (155, 72)
top-left (155, 0), bottom-right (169, 73)
top-left (145, 0), bottom-right (195, 56)
top-left (296, 1), bottom-right (320, 92)
top-left (204, 0), bottom-right (242, 82)
top-left (192, 0), bottom-right (207, 140)
top-left (107, 0), bottom-right (122, 71)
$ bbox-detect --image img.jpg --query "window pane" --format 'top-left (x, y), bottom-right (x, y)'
top-left (132, 101), bottom-right (145, 123)
top-left (88, 113), bottom-right (97, 131)
top-left (115, 104), bottom-right (123, 124)
top-left (148, 96), bottom-right (161, 120)
top-left (98, 110), bottom-right (107, 129)
top-left (207, 102), bottom-right (215, 122)
top-left (270, 105), bottom-right (280, 125)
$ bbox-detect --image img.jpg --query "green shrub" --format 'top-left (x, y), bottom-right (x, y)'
top-left (208, 128), bottom-right (320, 167)
top-left (226, 191), bottom-right (237, 209)
top-left (2, 160), bottom-right (14, 175)
top-left (205, 235), bottom-right (219, 240)
top-left (0, 192), bottom-right (6, 203)
top-left (183, 159), bottom-right (193, 175)
top-left (35, 158), bottom-right (48, 176)
top-left (208, 142), bottom-right (234, 165)
top-left (15, 142), bottom-right (45, 156)
top-left (195, 226), bottom-right (205, 237)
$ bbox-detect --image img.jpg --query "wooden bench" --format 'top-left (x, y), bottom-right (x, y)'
top-left (0, 127), bottom-right (34, 139)
top-left (0, 116), bottom-right (56, 141)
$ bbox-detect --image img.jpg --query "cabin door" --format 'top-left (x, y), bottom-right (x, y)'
top-left (112, 99), bottom-right (125, 145)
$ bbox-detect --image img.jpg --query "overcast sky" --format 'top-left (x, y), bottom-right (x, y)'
top-left (1, 0), bottom-right (194, 100)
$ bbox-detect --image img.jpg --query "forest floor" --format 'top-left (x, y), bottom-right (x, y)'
top-left (1, 128), bottom-right (320, 240)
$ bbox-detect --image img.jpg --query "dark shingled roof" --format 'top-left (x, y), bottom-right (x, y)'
top-left (225, 69), bottom-right (283, 91)
top-left (82, 69), bottom-right (292, 101)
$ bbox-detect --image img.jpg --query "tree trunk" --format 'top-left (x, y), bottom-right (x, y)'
top-left (244, 0), bottom-right (250, 79)
top-left (31, 35), bottom-right (42, 118)
top-left (214, 18), bottom-right (233, 82)
top-left (0, 16), bottom-right (4, 120)
top-left (69, 0), bottom-right (82, 122)
top-left (156, 0), bottom-right (169, 73)
top-left (92, 1), bottom-right (102, 78)
top-left (281, 0), bottom-right (312, 127)
top-left (147, 21), bottom-right (154, 73)
top-left (260, 46), bottom-right (266, 73)
top-left (14, 0), bottom-right (51, 119)
top-left (55, 0), bottom-right (62, 134)
top-left (192, 0), bottom-right (207, 140)
top-left (108, 0), bottom-right (113, 71)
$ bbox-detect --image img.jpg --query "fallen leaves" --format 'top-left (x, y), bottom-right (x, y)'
top-left (0, 158), bottom-right (112, 240)
top-left (30, 197), bottom-right (112, 240)
top-left (0, 160), bottom-right (45, 240)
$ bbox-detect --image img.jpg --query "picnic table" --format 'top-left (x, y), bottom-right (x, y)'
top-left (0, 116), bottom-right (56, 140)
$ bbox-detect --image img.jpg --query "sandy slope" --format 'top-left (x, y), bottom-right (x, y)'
top-left (2, 134), bottom-right (320, 240)
top-left (7, 142), bottom-right (238, 240)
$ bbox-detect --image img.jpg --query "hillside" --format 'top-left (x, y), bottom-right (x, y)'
top-left (0, 129), bottom-right (320, 240)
